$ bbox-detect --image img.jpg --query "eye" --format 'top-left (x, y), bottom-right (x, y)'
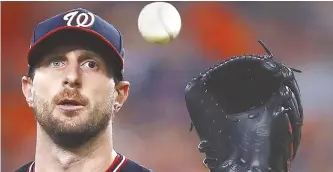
top-left (82, 60), bottom-right (99, 69)
top-left (50, 60), bottom-right (65, 68)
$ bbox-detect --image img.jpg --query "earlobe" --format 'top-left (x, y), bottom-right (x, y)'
top-left (113, 102), bottom-right (122, 113)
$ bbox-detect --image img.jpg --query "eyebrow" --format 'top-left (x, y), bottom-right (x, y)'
top-left (78, 51), bottom-right (103, 62)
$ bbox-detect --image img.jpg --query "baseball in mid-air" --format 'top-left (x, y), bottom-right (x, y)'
top-left (138, 2), bottom-right (182, 44)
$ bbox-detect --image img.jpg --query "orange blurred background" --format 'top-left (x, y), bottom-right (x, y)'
top-left (2, 2), bottom-right (333, 172)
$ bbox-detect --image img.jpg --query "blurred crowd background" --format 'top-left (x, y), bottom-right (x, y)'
top-left (2, 2), bottom-right (333, 172)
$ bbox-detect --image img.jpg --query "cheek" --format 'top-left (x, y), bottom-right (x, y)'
top-left (33, 73), bottom-right (62, 101)
top-left (82, 76), bottom-right (114, 103)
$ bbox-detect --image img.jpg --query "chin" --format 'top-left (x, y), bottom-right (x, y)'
top-left (57, 119), bottom-right (90, 133)
top-left (48, 120), bottom-right (103, 148)
top-left (43, 115), bottom-right (108, 148)
top-left (37, 107), bottom-right (111, 148)
top-left (50, 112), bottom-right (90, 130)
top-left (54, 105), bottom-right (88, 117)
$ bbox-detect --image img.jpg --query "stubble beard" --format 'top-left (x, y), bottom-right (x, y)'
top-left (32, 91), bottom-right (114, 149)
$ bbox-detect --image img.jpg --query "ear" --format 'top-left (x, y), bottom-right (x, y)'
top-left (114, 81), bottom-right (130, 113)
top-left (22, 76), bottom-right (33, 107)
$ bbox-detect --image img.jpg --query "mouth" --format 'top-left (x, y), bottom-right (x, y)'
top-left (57, 99), bottom-right (86, 112)
top-left (58, 99), bottom-right (85, 106)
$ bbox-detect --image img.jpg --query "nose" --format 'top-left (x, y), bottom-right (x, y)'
top-left (63, 63), bottom-right (82, 89)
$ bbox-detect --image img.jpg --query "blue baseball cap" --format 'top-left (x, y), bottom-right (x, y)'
top-left (27, 8), bottom-right (125, 81)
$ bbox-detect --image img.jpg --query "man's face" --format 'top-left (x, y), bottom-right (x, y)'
top-left (22, 46), bottom-right (129, 148)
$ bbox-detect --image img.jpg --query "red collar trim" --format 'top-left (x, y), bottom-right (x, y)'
top-left (27, 162), bottom-right (35, 172)
top-left (106, 154), bottom-right (128, 172)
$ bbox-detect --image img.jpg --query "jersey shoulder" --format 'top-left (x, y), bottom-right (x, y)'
top-left (108, 153), bottom-right (152, 172)
top-left (119, 157), bottom-right (152, 172)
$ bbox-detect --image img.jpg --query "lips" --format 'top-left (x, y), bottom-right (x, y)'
top-left (57, 99), bottom-right (86, 112)
top-left (58, 99), bottom-right (84, 106)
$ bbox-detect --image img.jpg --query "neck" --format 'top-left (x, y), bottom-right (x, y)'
top-left (34, 124), bottom-right (117, 172)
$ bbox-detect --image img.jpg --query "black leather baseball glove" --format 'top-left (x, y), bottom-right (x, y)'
top-left (185, 41), bottom-right (303, 172)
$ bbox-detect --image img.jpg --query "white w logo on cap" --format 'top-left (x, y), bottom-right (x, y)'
top-left (63, 11), bottom-right (95, 27)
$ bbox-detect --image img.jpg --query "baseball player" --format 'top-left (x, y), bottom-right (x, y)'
top-left (16, 8), bottom-right (151, 172)
top-left (185, 41), bottom-right (304, 172)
